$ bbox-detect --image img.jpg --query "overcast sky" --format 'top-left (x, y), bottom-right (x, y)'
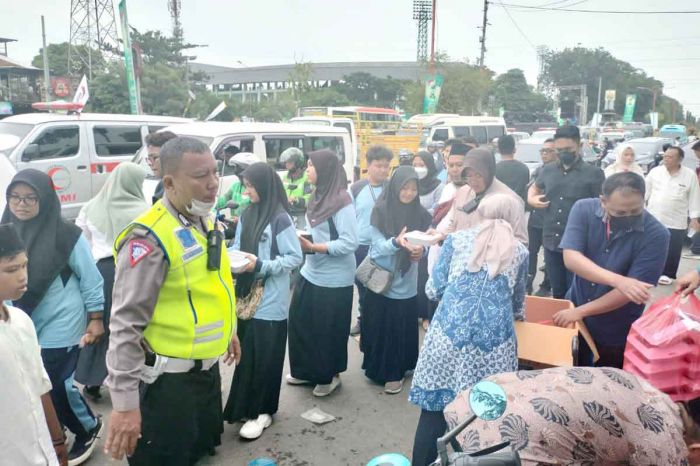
top-left (3, 0), bottom-right (699, 114)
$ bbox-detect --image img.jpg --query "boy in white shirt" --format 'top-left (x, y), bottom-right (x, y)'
top-left (0, 223), bottom-right (67, 466)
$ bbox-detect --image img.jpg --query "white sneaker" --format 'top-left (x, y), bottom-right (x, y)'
top-left (239, 414), bottom-right (272, 440)
top-left (286, 374), bottom-right (311, 385)
top-left (658, 275), bottom-right (673, 285)
top-left (313, 375), bottom-right (342, 397)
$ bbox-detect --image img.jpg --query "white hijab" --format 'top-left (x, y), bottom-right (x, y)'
top-left (605, 143), bottom-right (644, 177)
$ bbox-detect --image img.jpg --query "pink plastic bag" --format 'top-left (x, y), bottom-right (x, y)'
top-left (624, 293), bottom-right (700, 401)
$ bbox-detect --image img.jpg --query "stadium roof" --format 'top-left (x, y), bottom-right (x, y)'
top-left (190, 61), bottom-right (426, 85)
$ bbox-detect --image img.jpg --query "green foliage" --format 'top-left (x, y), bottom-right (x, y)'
top-left (32, 42), bottom-right (107, 78)
top-left (491, 68), bottom-right (548, 114)
top-left (434, 60), bottom-right (493, 115)
top-left (540, 46), bottom-right (665, 121)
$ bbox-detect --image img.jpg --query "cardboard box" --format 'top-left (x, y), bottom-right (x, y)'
top-left (514, 296), bottom-right (599, 367)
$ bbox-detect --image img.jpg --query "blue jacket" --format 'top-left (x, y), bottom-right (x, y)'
top-left (301, 203), bottom-right (359, 287)
top-left (25, 235), bottom-right (104, 349)
top-left (369, 226), bottom-right (422, 299)
top-left (232, 212), bottom-right (303, 321)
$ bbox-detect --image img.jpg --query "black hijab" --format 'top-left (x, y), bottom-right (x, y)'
top-left (371, 166), bottom-right (432, 276)
top-left (1, 169), bottom-right (82, 314)
top-left (235, 162), bottom-right (289, 298)
top-left (305, 149), bottom-right (352, 228)
top-left (415, 151), bottom-right (442, 196)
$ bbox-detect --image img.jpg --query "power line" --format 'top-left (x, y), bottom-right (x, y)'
top-left (497, 3), bottom-right (700, 14)
top-left (495, 1), bottom-right (537, 50)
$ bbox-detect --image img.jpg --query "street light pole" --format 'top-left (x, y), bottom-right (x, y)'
top-left (430, 0), bottom-right (437, 73)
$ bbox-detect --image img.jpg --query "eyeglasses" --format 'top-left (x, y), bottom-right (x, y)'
top-left (8, 194), bottom-right (39, 207)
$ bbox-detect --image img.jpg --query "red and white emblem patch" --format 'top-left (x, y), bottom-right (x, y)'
top-left (128, 240), bottom-right (154, 267)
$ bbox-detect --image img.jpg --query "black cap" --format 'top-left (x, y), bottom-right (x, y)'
top-left (0, 223), bottom-right (25, 257)
top-left (449, 143), bottom-right (471, 156)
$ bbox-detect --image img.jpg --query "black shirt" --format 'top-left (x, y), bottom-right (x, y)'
top-left (152, 180), bottom-right (164, 205)
top-left (495, 159), bottom-right (530, 206)
top-left (528, 165), bottom-right (545, 229)
top-left (535, 158), bottom-right (605, 251)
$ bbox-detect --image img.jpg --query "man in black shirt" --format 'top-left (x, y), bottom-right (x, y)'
top-left (495, 134), bottom-right (530, 205)
top-left (526, 138), bottom-right (557, 295)
top-left (528, 125), bottom-right (605, 298)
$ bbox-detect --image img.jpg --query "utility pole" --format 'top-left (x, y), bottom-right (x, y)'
top-left (478, 0), bottom-right (489, 67)
top-left (596, 76), bottom-right (602, 114)
top-left (430, 0), bottom-right (437, 72)
top-left (41, 15), bottom-right (51, 101)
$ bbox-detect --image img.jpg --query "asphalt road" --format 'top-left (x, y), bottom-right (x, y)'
top-left (82, 250), bottom-right (697, 466)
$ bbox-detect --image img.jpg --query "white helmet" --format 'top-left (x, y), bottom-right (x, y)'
top-left (228, 152), bottom-right (259, 168)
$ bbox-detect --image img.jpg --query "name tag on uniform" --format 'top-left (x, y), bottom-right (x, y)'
top-left (175, 227), bottom-right (204, 262)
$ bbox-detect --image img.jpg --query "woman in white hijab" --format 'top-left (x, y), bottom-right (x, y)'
top-left (604, 143), bottom-right (645, 177)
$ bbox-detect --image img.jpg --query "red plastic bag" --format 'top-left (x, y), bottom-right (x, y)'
top-left (624, 293), bottom-right (700, 402)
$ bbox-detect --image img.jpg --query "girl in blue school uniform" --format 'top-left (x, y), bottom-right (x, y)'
top-left (287, 149), bottom-right (359, 398)
top-left (223, 163), bottom-right (303, 440)
top-left (360, 166), bottom-right (432, 395)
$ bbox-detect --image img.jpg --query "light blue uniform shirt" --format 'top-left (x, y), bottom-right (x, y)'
top-left (369, 226), bottom-right (422, 299)
top-left (351, 183), bottom-right (384, 246)
top-left (231, 212), bottom-right (303, 321)
top-left (26, 235), bottom-right (104, 349)
top-left (301, 203), bottom-right (359, 288)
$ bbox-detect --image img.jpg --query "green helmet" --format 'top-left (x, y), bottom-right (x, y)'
top-left (280, 147), bottom-right (305, 170)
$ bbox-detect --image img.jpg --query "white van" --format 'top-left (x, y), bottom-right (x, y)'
top-left (132, 122), bottom-right (354, 202)
top-left (0, 113), bottom-right (192, 219)
top-left (428, 116), bottom-right (508, 145)
top-left (289, 116), bottom-right (358, 168)
top-left (0, 154), bottom-right (17, 214)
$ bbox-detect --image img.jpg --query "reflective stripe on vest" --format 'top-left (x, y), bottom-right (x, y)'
top-left (115, 201), bottom-right (236, 359)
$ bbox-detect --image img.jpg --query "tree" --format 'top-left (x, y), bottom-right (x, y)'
top-left (435, 60), bottom-right (493, 115)
top-left (32, 42), bottom-right (106, 78)
top-left (491, 68), bottom-right (548, 114)
top-left (540, 47), bottom-right (663, 121)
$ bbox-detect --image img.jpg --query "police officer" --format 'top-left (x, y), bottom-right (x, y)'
top-left (104, 137), bottom-right (241, 466)
top-left (280, 147), bottom-right (313, 228)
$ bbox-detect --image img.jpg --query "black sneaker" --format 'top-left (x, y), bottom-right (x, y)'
top-left (68, 416), bottom-right (104, 466)
top-left (83, 385), bottom-right (102, 401)
top-left (534, 286), bottom-right (552, 297)
top-left (350, 319), bottom-right (361, 336)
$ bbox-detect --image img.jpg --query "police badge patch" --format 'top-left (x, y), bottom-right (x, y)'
top-left (129, 239), bottom-right (154, 267)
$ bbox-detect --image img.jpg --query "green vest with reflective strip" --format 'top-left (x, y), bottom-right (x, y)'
top-left (115, 201), bottom-right (235, 360)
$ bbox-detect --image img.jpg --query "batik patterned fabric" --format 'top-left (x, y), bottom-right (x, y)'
top-left (444, 367), bottom-right (689, 465)
top-left (409, 227), bottom-right (528, 412)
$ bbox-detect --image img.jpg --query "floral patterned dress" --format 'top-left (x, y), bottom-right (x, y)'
top-left (409, 227), bottom-right (529, 412)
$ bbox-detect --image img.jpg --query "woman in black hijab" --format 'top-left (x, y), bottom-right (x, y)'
top-left (223, 162), bottom-right (302, 440)
top-left (2, 169), bottom-right (105, 459)
top-left (361, 167), bottom-right (432, 394)
top-left (288, 149), bottom-right (359, 398)
top-left (413, 151), bottom-right (444, 215)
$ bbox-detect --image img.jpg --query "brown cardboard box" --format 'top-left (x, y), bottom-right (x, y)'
top-left (514, 296), bottom-right (599, 367)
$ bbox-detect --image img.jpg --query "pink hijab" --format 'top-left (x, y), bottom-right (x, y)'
top-left (467, 193), bottom-right (518, 279)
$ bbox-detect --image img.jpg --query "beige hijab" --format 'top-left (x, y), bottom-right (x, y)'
top-left (467, 193), bottom-right (518, 279)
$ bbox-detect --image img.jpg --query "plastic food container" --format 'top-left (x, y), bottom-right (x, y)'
top-left (227, 249), bottom-right (250, 274)
top-left (404, 231), bottom-right (441, 247)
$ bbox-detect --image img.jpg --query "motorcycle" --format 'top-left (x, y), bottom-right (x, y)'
top-left (431, 380), bottom-right (520, 466)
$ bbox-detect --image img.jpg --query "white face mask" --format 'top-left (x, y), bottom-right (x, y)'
top-left (414, 166), bottom-right (428, 180)
top-left (186, 198), bottom-right (216, 217)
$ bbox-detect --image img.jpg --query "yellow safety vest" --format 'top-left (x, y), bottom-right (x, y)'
top-left (115, 201), bottom-right (235, 360)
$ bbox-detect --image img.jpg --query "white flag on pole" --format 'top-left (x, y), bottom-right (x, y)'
top-left (205, 101), bottom-right (227, 121)
top-left (72, 75), bottom-right (90, 111)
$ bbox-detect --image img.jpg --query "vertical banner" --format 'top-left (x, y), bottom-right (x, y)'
top-left (622, 94), bottom-right (637, 122)
top-left (119, 0), bottom-right (140, 114)
top-left (423, 74), bottom-right (444, 114)
top-left (604, 89), bottom-right (616, 111)
top-left (649, 112), bottom-right (659, 130)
